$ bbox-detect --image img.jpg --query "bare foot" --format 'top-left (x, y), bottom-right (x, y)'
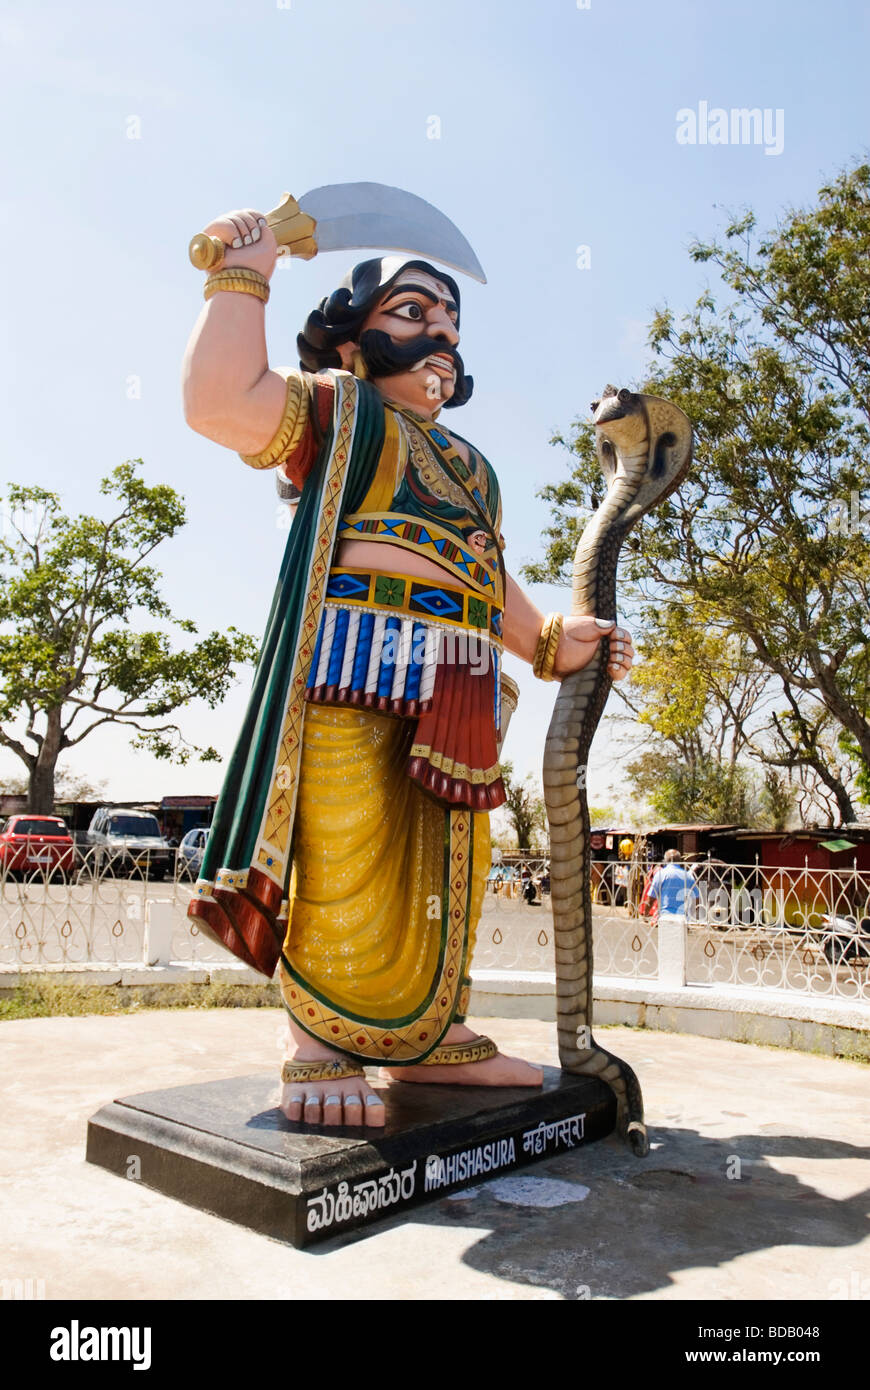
top-left (382, 1023), bottom-right (543, 1088)
top-left (279, 1019), bottom-right (386, 1128)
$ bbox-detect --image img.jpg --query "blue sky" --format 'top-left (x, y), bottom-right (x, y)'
top-left (1, 0), bottom-right (868, 807)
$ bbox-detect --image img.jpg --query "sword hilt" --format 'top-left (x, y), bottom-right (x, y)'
top-left (188, 192), bottom-right (318, 270)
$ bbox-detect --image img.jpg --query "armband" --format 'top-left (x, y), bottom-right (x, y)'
top-left (238, 371), bottom-right (310, 471)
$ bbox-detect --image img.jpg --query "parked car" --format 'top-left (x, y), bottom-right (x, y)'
top-left (0, 815), bottom-right (76, 879)
top-left (86, 808), bottom-right (173, 879)
top-left (177, 826), bottom-right (209, 879)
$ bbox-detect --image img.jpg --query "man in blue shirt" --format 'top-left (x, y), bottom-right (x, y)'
top-left (647, 849), bottom-right (700, 917)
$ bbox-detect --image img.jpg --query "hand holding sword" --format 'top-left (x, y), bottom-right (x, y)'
top-left (189, 194), bottom-right (317, 273)
top-left (183, 183), bottom-right (486, 464)
top-left (187, 183), bottom-right (488, 283)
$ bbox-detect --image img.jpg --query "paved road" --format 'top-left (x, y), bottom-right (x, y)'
top-left (1, 1010), bottom-right (867, 1300)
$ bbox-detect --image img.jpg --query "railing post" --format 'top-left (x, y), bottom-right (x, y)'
top-left (658, 911), bottom-right (687, 988)
top-left (144, 899), bottom-right (173, 966)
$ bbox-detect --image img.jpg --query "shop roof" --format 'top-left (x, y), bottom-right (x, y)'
top-left (650, 823), bottom-right (743, 834)
top-left (711, 827), bottom-right (870, 842)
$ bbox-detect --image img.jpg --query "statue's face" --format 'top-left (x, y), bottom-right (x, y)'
top-left (348, 268), bottom-right (461, 414)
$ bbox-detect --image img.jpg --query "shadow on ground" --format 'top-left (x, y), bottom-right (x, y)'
top-left (320, 1125), bottom-right (869, 1299)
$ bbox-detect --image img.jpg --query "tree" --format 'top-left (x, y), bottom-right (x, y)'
top-left (0, 462), bottom-right (259, 812)
top-left (1, 768), bottom-right (108, 803)
top-left (624, 746), bottom-right (757, 824)
top-left (499, 760), bottom-right (548, 851)
top-left (620, 608), bottom-right (766, 819)
top-left (744, 688), bottom-right (858, 825)
top-left (612, 606), bottom-right (855, 824)
top-left (525, 160), bottom-right (870, 822)
top-left (610, 607), bottom-right (824, 825)
top-left (759, 769), bottom-right (796, 833)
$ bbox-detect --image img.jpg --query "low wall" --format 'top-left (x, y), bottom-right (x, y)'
top-left (470, 970), bottom-right (870, 1060)
top-left (2, 958), bottom-right (867, 1060)
top-left (3, 891), bottom-right (868, 1058)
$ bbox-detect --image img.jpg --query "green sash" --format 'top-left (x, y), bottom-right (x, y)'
top-left (191, 373), bottom-right (386, 967)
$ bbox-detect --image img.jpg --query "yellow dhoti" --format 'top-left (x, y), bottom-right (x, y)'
top-left (278, 705), bottom-right (490, 1064)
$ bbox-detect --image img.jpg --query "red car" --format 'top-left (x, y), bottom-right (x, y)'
top-left (0, 815), bottom-right (76, 877)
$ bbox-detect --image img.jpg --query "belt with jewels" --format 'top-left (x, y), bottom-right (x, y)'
top-left (305, 567), bottom-right (504, 719)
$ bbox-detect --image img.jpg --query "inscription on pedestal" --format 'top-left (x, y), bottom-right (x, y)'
top-left (306, 1108), bottom-right (589, 1235)
top-left (87, 1070), bottom-right (614, 1247)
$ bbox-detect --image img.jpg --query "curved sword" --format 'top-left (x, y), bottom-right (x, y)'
top-left (188, 181), bottom-right (486, 283)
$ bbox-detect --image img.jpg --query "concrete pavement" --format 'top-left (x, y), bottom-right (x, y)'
top-left (1, 1009), bottom-right (868, 1300)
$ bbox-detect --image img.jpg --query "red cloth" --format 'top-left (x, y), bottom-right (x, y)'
top-left (282, 377), bottom-right (336, 490)
top-left (407, 659), bottom-right (505, 811)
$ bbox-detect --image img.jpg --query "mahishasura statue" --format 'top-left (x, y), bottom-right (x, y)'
top-left (181, 184), bottom-right (644, 1132)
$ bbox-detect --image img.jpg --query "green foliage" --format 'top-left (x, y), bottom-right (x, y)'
top-left (525, 160), bottom-right (870, 823)
top-left (614, 607), bottom-right (765, 824)
top-left (499, 759), bottom-right (548, 851)
top-left (759, 768), bottom-right (797, 832)
top-left (626, 747), bottom-right (757, 825)
top-left (1, 768), bottom-right (107, 801)
top-left (0, 978), bottom-right (280, 1020)
top-left (838, 731), bottom-right (870, 806)
top-left (0, 461), bottom-right (259, 810)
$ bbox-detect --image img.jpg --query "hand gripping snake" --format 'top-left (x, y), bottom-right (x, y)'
top-left (543, 386), bottom-right (693, 1157)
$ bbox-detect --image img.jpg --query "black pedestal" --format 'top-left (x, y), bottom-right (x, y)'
top-left (86, 1068), bottom-right (615, 1247)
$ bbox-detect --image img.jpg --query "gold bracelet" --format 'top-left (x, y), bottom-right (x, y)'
top-left (533, 612), bottom-right (563, 681)
top-left (203, 267), bottom-right (270, 304)
top-left (541, 614), bottom-right (563, 681)
top-left (532, 614), bottom-right (555, 678)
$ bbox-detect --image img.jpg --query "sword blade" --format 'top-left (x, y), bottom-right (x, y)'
top-left (297, 182), bottom-right (487, 284)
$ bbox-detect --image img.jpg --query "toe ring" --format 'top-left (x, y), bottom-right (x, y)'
top-left (282, 1058), bottom-right (366, 1085)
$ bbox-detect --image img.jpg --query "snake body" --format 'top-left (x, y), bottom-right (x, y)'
top-left (543, 386), bottom-right (693, 1156)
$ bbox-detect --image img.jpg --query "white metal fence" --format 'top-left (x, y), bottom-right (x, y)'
top-left (0, 847), bottom-right (220, 967)
top-left (2, 852), bottom-right (868, 1004)
top-left (477, 856), bottom-right (870, 1002)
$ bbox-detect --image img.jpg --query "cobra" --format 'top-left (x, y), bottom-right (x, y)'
top-left (543, 385), bottom-right (693, 1157)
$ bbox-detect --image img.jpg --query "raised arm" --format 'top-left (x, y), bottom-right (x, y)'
top-left (181, 209), bottom-right (288, 455)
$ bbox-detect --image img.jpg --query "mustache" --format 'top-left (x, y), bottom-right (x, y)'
top-left (358, 330), bottom-right (473, 408)
top-left (358, 329), bottom-right (457, 376)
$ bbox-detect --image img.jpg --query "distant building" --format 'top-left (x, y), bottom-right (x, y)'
top-left (589, 828), bottom-right (640, 863)
top-left (2, 792), bottom-right (217, 844)
top-left (159, 796), bottom-right (217, 842)
top-left (706, 827), bottom-right (870, 928)
top-left (709, 827), bottom-right (870, 871)
top-left (647, 824), bottom-right (743, 862)
top-left (52, 799), bottom-right (162, 842)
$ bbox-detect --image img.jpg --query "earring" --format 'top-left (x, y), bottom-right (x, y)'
top-left (350, 348), bottom-right (369, 380)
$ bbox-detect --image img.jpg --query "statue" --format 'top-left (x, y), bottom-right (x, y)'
top-left (543, 386), bottom-right (693, 1155)
top-left (181, 189), bottom-right (635, 1130)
